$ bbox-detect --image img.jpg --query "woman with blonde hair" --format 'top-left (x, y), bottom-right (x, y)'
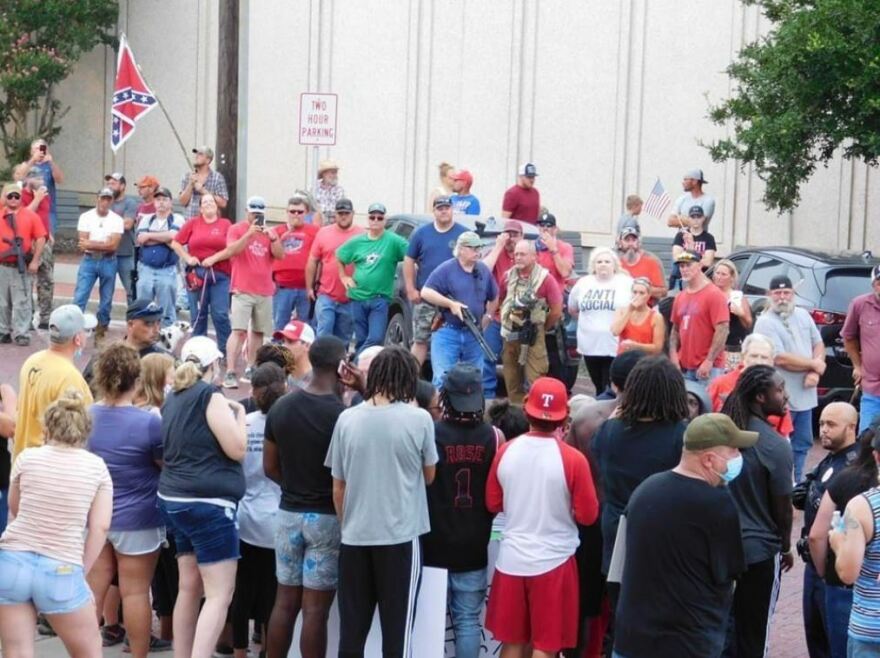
top-left (712, 258), bottom-right (752, 369)
top-left (610, 276), bottom-right (665, 355)
top-left (569, 246), bottom-right (634, 393)
top-left (427, 161), bottom-right (455, 211)
top-left (0, 390), bottom-right (112, 658)
top-left (86, 343), bottom-right (165, 658)
top-left (135, 352), bottom-right (176, 414)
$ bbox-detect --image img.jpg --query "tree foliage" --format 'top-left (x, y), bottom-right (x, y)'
top-left (708, 0), bottom-right (880, 212)
top-left (0, 0), bottom-right (117, 170)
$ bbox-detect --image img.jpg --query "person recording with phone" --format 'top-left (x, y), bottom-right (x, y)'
top-left (13, 138), bottom-right (63, 240)
top-left (179, 146), bottom-right (228, 219)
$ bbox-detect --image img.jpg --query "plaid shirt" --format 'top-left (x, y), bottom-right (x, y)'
top-left (310, 179), bottom-right (345, 216)
top-left (179, 169), bottom-right (229, 218)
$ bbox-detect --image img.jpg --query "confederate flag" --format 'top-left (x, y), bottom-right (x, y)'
top-left (110, 34), bottom-right (157, 152)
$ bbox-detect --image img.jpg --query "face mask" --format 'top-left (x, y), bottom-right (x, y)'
top-left (717, 454), bottom-right (744, 484)
top-left (74, 347), bottom-right (83, 360)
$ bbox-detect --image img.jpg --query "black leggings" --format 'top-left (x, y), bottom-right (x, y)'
top-left (584, 356), bottom-right (614, 395)
top-left (230, 541), bottom-right (277, 650)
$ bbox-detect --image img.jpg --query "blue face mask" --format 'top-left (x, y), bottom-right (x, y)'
top-left (717, 454), bottom-right (743, 484)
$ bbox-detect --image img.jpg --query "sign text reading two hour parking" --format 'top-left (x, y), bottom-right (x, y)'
top-left (299, 93), bottom-right (338, 146)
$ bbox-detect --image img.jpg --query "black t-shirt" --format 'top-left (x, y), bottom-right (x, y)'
top-left (264, 389), bottom-right (345, 514)
top-left (615, 471), bottom-right (745, 658)
top-left (591, 418), bottom-right (685, 572)
top-left (803, 443), bottom-right (860, 533)
top-left (422, 420), bottom-right (499, 572)
top-left (673, 229), bottom-right (717, 256)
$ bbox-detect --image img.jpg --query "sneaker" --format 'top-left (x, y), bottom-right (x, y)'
top-left (122, 635), bottom-right (173, 653)
top-left (101, 623), bottom-right (126, 647)
top-left (0, 334), bottom-right (10, 344)
top-left (13, 335), bottom-right (30, 346)
top-left (240, 366), bottom-right (255, 384)
top-left (94, 324), bottom-right (108, 347)
top-left (212, 646), bottom-right (234, 658)
top-left (252, 627), bottom-right (262, 644)
top-left (36, 614), bottom-right (56, 636)
top-left (223, 371), bottom-right (239, 389)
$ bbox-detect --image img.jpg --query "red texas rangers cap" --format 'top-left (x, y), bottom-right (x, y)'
top-left (524, 377), bottom-right (569, 422)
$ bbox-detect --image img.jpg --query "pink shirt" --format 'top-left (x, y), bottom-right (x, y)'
top-left (536, 239), bottom-right (575, 289)
top-left (842, 292), bottom-right (880, 396)
top-left (309, 224), bottom-right (365, 302)
top-left (227, 221), bottom-right (275, 296)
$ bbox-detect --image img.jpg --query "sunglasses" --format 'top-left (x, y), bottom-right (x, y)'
top-left (5, 193), bottom-right (21, 200)
top-left (368, 214), bottom-right (386, 221)
top-left (288, 209), bottom-right (306, 215)
top-left (249, 204), bottom-right (266, 212)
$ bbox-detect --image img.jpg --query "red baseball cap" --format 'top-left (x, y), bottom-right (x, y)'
top-left (273, 321), bottom-right (315, 345)
top-left (451, 169), bottom-right (473, 186)
top-left (523, 377), bottom-right (569, 422)
top-left (502, 219), bottom-right (524, 234)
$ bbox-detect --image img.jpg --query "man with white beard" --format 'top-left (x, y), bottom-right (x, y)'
top-left (754, 275), bottom-right (825, 482)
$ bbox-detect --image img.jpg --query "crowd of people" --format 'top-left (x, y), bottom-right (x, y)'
top-left (1, 145), bottom-right (880, 658)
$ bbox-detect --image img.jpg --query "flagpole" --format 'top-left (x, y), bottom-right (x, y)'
top-left (134, 63), bottom-right (193, 170)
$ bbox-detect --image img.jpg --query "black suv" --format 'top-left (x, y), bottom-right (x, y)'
top-left (721, 247), bottom-right (879, 410)
top-left (382, 214), bottom-right (583, 391)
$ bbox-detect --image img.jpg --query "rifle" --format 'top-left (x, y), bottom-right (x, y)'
top-left (1, 213), bottom-right (27, 276)
top-left (516, 318), bottom-right (538, 366)
top-left (452, 300), bottom-right (497, 363)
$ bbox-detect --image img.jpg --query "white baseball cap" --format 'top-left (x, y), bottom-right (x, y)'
top-left (181, 336), bottom-right (223, 368)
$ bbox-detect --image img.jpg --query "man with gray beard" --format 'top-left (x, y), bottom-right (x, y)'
top-left (754, 274), bottom-right (825, 482)
top-left (617, 227), bottom-right (667, 302)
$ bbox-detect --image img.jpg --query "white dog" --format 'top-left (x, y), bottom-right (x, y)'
top-left (159, 320), bottom-right (191, 355)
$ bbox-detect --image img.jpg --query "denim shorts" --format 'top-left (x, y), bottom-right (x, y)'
top-left (275, 510), bottom-right (341, 590)
top-left (158, 499), bottom-right (240, 565)
top-left (0, 549), bottom-right (93, 614)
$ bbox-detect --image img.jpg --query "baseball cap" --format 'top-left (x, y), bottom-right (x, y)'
top-left (433, 195), bottom-right (452, 209)
top-left (688, 205), bottom-right (705, 218)
top-left (246, 196), bottom-right (267, 213)
top-left (48, 304), bottom-right (97, 343)
top-left (137, 175), bottom-right (159, 188)
top-left (192, 146), bottom-right (214, 159)
top-left (871, 264), bottom-right (880, 281)
top-left (2, 183), bottom-right (20, 198)
top-left (181, 335), bottom-right (224, 368)
top-left (367, 202), bottom-right (387, 215)
top-left (502, 219), bottom-right (523, 234)
top-left (273, 320), bottom-right (316, 344)
top-left (684, 168), bottom-right (708, 184)
top-left (442, 363), bottom-right (484, 413)
top-left (684, 413), bottom-right (758, 451)
top-left (768, 275), bottom-right (793, 291)
top-left (335, 198), bottom-right (354, 213)
top-left (127, 299), bottom-right (163, 322)
top-left (518, 162), bottom-right (538, 177)
top-left (318, 159), bottom-right (339, 175)
top-left (523, 377), bottom-right (568, 422)
top-left (456, 231), bottom-right (483, 249)
top-left (609, 349), bottom-right (647, 390)
top-left (619, 226), bottom-right (640, 238)
top-left (98, 187), bottom-right (114, 198)
top-left (104, 172), bottom-right (126, 184)
top-left (674, 250), bottom-right (700, 264)
top-left (537, 212), bottom-right (557, 227)
top-left (451, 170), bottom-right (473, 186)
top-left (154, 187), bottom-right (173, 199)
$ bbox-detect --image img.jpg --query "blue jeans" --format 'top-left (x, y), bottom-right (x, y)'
top-left (116, 254), bottom-right (136, 304)
top-left (431, 325), bottom-right (484, 389)
top-left (187, 269), bottom-right (231, 357)
top-left (447, 569), bottom-right (487, 658)
top-left (790, 409), bottom-right (815, 483)
top-left (848, 637), bottom-right (880, 657)
top-left (350, 297), bottom-right (388, 354)
top-left (273, 286), bottom-right (310, 331)
top-left (826, 585), bottom-right (853, 658)
top-left (315, 294), bottom-right (353, 344)
top-left (803, 562), bottom-right (830, 658)
top-left (683, 367), bottom-right (725, 389)
top-left (73, 254), bottom-right (117, 326)
top-left (482, 320), bottom-right (502, 399)
top-left (0, 549), bottom-right (92, 614)
top-left (859, 392), bottom-right (880, 434)
top-left (136, 263), bottom-right (178, 327)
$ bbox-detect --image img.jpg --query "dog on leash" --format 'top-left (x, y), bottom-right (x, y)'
top-left (159, 321), bottom-right (191, 356)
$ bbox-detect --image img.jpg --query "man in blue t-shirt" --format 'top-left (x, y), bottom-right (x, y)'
top-left (403, 196), bottom-right (467, 365)
top-left (450, 170), bottom-right (481, 217)
top-left (421, 232), bottom-right (498, 388)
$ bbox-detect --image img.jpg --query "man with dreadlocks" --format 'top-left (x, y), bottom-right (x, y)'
top-left (422, 362), bottom-right (502, 658)
top-left (721, 363), bottom-right (794, 658)
top-left (754, 274), bottom-right (825, 483)
top-left (325, 345), bottom-right (438, 658)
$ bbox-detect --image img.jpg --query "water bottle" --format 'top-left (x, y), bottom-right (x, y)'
top-left (832, 510), bottom-right (843, 532)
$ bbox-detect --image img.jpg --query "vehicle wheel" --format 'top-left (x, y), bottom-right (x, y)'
top-left (384, 312), bottom-right (409, 348)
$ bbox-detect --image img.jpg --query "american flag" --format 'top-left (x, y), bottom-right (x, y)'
top-left (643, 177), bottom-right (672, 219)
top-left (110, 35), bottom-right (157, 152)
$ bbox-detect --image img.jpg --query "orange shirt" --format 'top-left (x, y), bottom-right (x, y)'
top-left (620, 252), bottom-right (665, 291)
top-left (708, 367), bottom-right (795, 437)
top-left (618, 308), bottom-right (657, 354)
top-left (0, 207), bottom-right (47, 261)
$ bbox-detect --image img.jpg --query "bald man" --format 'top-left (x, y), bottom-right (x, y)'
top-left (795, 401), bottom-right (859, 658)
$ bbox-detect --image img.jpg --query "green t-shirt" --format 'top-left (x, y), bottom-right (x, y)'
top-left (336, 231), bottom-right (408, 301)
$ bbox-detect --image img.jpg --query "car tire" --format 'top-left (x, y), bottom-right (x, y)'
top-left (384, 311), bottom-right (410, 349)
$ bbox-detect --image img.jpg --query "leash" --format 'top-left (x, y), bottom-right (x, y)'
top-left (190, 266), bottom-right (216, 332)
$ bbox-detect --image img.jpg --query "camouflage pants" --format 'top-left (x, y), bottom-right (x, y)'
top-left (0, 265), bottom-right (31, 338)
top-left (34, 240), bottom-right (54, 324)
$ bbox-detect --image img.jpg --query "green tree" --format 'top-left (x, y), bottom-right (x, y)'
top-left (0, 0), bottom-right (118, 173)
top-left (708, 0), bottom-right (880, 212)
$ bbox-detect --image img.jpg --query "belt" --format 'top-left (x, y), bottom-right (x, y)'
top-left (85, 252), bottom-right (114, 259)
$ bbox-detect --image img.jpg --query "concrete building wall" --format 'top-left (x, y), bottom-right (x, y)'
top-left (44, 0), bottom-right (879, 251)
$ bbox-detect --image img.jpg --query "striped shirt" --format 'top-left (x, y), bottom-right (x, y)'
top-left (851, 487), bottom-right (880, 643)
top-left (0, 445), bottom-right (112, 566)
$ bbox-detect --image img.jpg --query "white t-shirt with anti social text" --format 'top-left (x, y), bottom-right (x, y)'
top-left (569, 273), bottom-right (633, 357)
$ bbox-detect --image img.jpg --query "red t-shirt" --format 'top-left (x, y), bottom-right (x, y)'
top-left (502, 185), bottom-right (541, 223)
top-left (136, 201), bottom-right (156, 221)
top-left (0, 207), bottom-right (47, 260)
top-left (620, 252), bottom-right (664, 292)
top-left (227, 221), bottom-right (276, 296)
top-left (272, 222), bottom-right (320, 288)
top-left (536, 240), bottom-right (574, 289)
top-left (708, 367), bottom-right (795, 437)
top-left (309, 224), bottom-right (365, 302)
top-left (670, 283), bottom-right (730, 369)
top-left (492, 250), bottom-right (516, 303)
top-left (19, 188), bottom-right (51, 235)
top-left (175, 216), bottom-right (233, 276)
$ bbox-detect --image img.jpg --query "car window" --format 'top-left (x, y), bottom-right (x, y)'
top-left (727, 255), bottom-right (752, 286)
top-left (822, 269), bottom-right (874, 313)
top-left (742, 256), bottom-right (806, 296)
top-left (393, 222), bottom-right (414, 239)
